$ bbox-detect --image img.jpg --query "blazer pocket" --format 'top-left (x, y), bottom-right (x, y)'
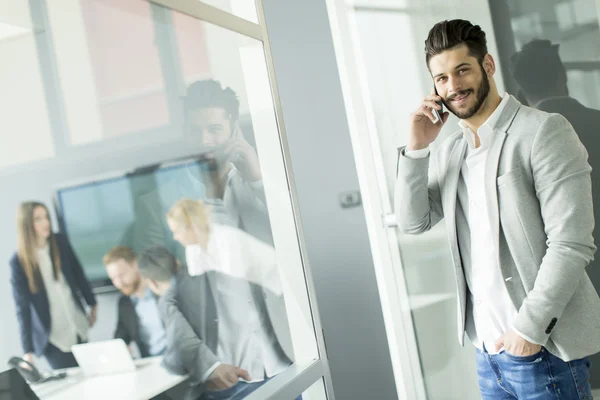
top-left (497, 168), bottom-right (523, 187)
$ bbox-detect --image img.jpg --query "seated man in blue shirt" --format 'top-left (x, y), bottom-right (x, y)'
top-left (103, 246), bottom-right (166, 358)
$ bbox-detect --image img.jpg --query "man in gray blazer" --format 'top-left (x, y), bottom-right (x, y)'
top-left (395, 19), bottom-right (600, 399)
top-left (137, 246), bottom-right (295, 400)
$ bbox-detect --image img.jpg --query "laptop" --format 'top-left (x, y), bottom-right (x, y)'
top-left (72, 339), bottom-right (141, 377)
top-left (0, 368), bottom-right (40, 400)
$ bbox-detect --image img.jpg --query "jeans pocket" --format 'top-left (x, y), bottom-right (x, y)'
top-left (503, 348), bottom-right (545, 363)
top-left (567, 357), bottom-right (593, 400)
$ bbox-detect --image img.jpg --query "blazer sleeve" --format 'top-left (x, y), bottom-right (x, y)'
top-left (512, 114), bottom-right (596, 345)
top-left (59, 234), bottom-right (96, 307)
top-left (9, 255), bottom-right (34, 354)
top-left (158, 285), bottom-right (219, 383)
top-left (132, 192), bottom-right (171, 255)
top-left (113, 297), bottom-right (131, 344)
top-left (394, 146), bottom-right (444, 234)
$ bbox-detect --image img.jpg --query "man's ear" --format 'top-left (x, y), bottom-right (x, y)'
top-left (232, 121), bottom-right (242, 139)
top-left (482, 54), bottom-right (496, 76)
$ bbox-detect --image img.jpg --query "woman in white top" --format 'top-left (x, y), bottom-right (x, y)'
top-left (9, 201), bottom-right (97, 369)
top-left (166, 198), bottom-right (281, 293)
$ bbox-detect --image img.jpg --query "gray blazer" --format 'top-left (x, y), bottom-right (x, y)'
top-left (395, 95), bottom-right (600, 361)
top-left (159, 269), bottom-right (294, 398)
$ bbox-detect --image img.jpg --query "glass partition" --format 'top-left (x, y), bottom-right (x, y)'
top-left (0, 1), bottom-right (329, 398)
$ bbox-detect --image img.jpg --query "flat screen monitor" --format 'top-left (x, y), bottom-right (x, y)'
top-left (55, 156), bottom-right (210, 288)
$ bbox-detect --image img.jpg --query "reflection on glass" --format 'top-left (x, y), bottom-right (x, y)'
top-left (78, 0), bottom-right (170, 142)
top-left (168, 199), bottom-right (280, 293)
top-left (0, 18), bottom-right (55, 169)
top-left (137, 240), bottom-right (294, 399)
top-left (9, 201), bottom-right (97, 371)
top-left (2, 1), bottom-right (318, 397)
top-left (103, 246), bottom-right (167, 359)
top-left (506, 0), bottom-right (600, 388)
top-left (507, 0), bottom-right (600, 109)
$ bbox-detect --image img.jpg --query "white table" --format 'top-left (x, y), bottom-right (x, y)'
top-left (32, 357), bottom-right (189, 400)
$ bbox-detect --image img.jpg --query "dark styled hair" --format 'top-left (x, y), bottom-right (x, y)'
top-left (184, 79), bottom-right (240, 121)
top-left (425, 19), bottom-right (488, 67)
top-left (510, 39), bottom-right (567, 99)
top-left (138, 246), bottom-right (179, 283)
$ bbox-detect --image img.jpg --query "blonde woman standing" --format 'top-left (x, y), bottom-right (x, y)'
top-left (166, 198), bottom-right (281, 293)
top-left (9, 201), bottom-right (97, 369)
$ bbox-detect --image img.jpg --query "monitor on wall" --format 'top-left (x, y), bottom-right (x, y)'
top-left (54, 156), bottom-right (211, 290)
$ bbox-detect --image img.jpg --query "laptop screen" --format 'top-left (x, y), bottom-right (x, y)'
top-left (0, 368), bottom-right (39, 400)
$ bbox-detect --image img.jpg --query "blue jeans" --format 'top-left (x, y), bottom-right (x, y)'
top-left (476, 346), bottom-right (593, 399)
top-left (202, 378), bottom-right (303, 400)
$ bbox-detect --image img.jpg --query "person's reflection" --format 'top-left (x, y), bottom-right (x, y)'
top-left (510, 39), bottom-right (600, 264)
top-left (132, 80), bottom-right (273, 267)
top-left (510, 39), bottom-right (600, 130)
top-left (511, 39), bottom-right (600, 387)
top-left (103, 246), bottom-right (166, 358)
top-left (137, 245), bottom-right (297, 400)
top-left (167, 198), bottom-right (282, 293)
top-left (184, 79), bottom-right (272, 245)
top-left (9, 201), bottom-right (97, 370)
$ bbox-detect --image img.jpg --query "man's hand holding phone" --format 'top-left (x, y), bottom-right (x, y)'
top-left (224, 127), bottom-right (262, 183)
top-left (407, 88), bottom-right (449, 151)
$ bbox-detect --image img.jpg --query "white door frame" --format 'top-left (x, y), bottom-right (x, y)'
top-left (324, 0), bottom-right (428, 398)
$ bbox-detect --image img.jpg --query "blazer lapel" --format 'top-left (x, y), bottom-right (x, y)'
top-left (126, 298), bottom-right (140, 341)
top-left (485, 130), bottom-right (507, 254)
top-left (484, 95), bottom-right (521, 254)
top-left (445, 139), bottom-right (468, 266)
top-left (204, 271), bottom-right (219, 350)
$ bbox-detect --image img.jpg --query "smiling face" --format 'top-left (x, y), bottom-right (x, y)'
top-left (105, 259), bottom-right (141, 296)
top-left (430, 44), bottom-right (494, 121)
top-left (187, 107), bottom-right (235, 149)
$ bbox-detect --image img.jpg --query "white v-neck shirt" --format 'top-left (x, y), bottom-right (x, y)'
top-left (405, 93), bottom-right (536, 353)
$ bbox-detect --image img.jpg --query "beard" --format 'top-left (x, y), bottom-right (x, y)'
top-left (119, 279), bottom-right (141, 296)
top-left (444, 66), bottom-right (490, 120)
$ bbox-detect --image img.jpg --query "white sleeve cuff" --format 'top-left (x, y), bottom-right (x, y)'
top-left (404, 147), bottom-right (430, 159)
top-left (512, 327), bottom-right (543, 346)
top-left (202, 361), bottom-right (221, 382)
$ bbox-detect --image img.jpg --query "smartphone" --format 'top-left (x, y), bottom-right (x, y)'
top-left (431, 87), bottom-right (444, 124)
